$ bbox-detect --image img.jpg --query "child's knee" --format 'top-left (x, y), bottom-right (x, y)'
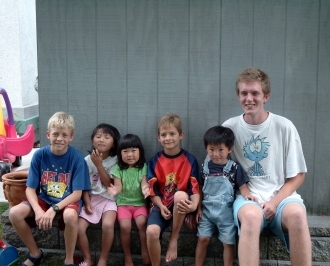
top-left (146, 225), bottom-right (161, 240)
top-left (282, 203), bottom-right (308, 229)
top-left (198, 236), bottom-right (211, 246)
top-left (102, 219), bottom-right (115, 232)
top-left (8, 206), bottom-right (18, 222)
top-left (63, 209), bottom-right (78, 226)
top-left (239, 205), bottom-right (263, 227)
top-left (9, 204), bottom-right (29, 222)
top-left (173, 191), bottom-right (188, 203)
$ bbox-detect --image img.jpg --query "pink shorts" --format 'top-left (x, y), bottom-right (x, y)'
top-left (117, 205), bottom-right (148, 221)
top-left (79, 194), bottom-right (117, 224)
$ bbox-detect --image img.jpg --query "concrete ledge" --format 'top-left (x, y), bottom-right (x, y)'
top-left (1, 210), bottom-right (330, 264)
top-left (13, 248), bottom-right (330, 266)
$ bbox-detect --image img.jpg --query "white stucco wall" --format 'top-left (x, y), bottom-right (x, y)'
top-left (0, 0), bottom-right (38, 119)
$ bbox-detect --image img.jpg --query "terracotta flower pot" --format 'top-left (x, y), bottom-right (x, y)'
top-left (2, 171), bottom-right (28, 208)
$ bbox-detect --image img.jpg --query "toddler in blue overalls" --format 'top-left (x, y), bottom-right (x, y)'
top-left (195, 125), bottom-right (257, 266)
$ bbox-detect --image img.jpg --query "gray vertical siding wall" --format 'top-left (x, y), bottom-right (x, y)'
top-left (36, 0), bottom-right (330, 215)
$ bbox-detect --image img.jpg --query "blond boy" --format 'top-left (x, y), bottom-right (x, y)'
top-left (9, 112), bottom-right (90, 266)
top-left (146, 113), bottom-right (200, 266)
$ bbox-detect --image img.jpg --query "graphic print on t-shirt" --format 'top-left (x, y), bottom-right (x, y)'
top-left (243, 135), bottom-right (270, 178)
top-left (47, 181), bottom-right (67, 198)
top-left (41, 168), bottom-right (71, 199)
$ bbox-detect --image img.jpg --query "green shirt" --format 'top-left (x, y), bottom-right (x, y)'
top-left (111, 163), bottom-right (147, 206)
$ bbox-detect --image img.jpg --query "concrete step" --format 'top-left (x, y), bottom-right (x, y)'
top-left (12, 248), bottom-right (330, 266)
top-left (1, 210), bottom-right (330, 265)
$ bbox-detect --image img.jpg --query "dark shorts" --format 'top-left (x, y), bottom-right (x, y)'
top-left (147, 205), bottom-right (173, 235)
top-left (22, 197), bottom-right (80, 231)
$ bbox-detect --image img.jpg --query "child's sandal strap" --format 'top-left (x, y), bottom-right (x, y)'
top-left (22, 249), bottom-right (43, 266)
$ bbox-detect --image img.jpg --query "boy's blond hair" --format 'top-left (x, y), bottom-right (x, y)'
top-left (47, 111), bottom-right (75, 134)
top-left (235, 67), bottom-right (271, 95)
top-left (157, 113), bottom-right (183, 135)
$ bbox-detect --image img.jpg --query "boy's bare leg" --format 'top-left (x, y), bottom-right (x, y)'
top-left (223, 243), bottom-right (234, 266)
top-left (135, 215), bottom-right (151, 265)
top-left (119, 218), bottom-right (133, 266)
top-left (9, 204), bottom-right (42, 265)
top-left (98, 210), bottom-right (116, 266)
top-left (165, 192), bottom-right (187, 263)
top-left (195, 236), bottom-right (210, 266)
top-left (146, 224), bottom-right (162, 266)
top-left (282, 203), bottom-right (311, 266)
top-left (237, 204), bottom-right (262, 266)
top-left (63, 208), bottom-right (79, 265)
top-left (77, 218), bottom-right (93, 265)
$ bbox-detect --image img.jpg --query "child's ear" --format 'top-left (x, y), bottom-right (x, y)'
top-left (69, 134), bottom-right (74, 141)
top-left (228, 147), bottom-right (234, 153)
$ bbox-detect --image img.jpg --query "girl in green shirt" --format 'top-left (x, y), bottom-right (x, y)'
top-left (108, 134), bottom-right (150, 266)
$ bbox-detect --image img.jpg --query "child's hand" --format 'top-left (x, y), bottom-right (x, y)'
top-left (244, 194), bottom-right (258, 202)
top-left (260, 201), bottom-right (277, 220)
top-left (196, 207), bottom-right (202, 224)
top-left (34, 208), bottom-right (46, 228)
top-left (90, 149), bottom-right (103, 167)
top-left (84, 204), bottom-right (93, 215)
top-left (38, 208), bottom-right (56, 231)
top-left (107, 184), bottom-right (118, 197)
top-left (177, 198), bottom-right (197, 214)
top-left (142, 184), bottom-right (150, 198)
top-left (160, 205), bottom-right (172, 220)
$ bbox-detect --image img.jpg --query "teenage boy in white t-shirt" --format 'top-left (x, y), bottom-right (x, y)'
top-left (223, 68), bottom-right (311, 266)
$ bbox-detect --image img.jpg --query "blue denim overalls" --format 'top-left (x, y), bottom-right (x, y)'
top-left (197, 157), bottom-right (236, 244)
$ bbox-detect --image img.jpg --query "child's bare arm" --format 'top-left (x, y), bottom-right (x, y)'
top-left (90, 150), bottom-right (113, 186)
top-left (55, 190), bottom-right (82, 210)
top-left (26, 187), bottom-right (45, 222)
top-left (107, 176), bottom-right (122, 197)
top-left (239, 183), bottom-right (258, 201)
top-left (141, 175), bottom-right (150, 198)
top-left (184, 190), bottom-right (203, 231)
top-left (150, 195), bottom-right (172, 220)
top-left (196, 189), bottom-right (203, 221)
top-left (82, 190), bottom-right (90, 203)
top-left (82, 190), bottom-right (93, 214)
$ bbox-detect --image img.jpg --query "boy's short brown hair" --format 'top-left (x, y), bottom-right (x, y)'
top-left (157, 113), bottom-right (183, 135)
top-left (47, 111), bottom-right (75, 134)
top-left (236, 68), bottom-right (271, 95)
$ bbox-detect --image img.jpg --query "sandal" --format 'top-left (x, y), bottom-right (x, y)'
top-left (22, 249), bottom-right (43, 266)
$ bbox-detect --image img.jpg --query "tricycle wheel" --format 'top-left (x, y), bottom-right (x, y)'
top-left (0, 161), bottom-right (11, 181)
top-left (12, 156), bottom-right (22, 167)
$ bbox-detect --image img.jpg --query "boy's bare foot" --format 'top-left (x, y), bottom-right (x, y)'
top-left (96, 258), bottom-right (107, 266)
top-left (79, 259), bottom-right (93, 266)
top-left (141, 250), bottom-right (151, 265)
top-left (165, 239), bottom-right (178, 262)
top-left (124, 256), bottom-right (134, 266)
top-left (79, 262), bottom-right (92, 266)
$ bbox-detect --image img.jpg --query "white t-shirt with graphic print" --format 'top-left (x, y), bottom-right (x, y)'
top-left (85, 155), bottom-right (117, 200)
top-left (223, 112), bottom-right (307, 203)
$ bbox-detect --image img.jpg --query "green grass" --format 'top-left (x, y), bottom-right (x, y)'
top-left (0, 202), bottom-right (9, 238)
top-left (0, 202), bottom-right (9, 214)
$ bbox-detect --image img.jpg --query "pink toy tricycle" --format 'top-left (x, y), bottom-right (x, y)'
top-left (0, 88), bottom-right (35, 178)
